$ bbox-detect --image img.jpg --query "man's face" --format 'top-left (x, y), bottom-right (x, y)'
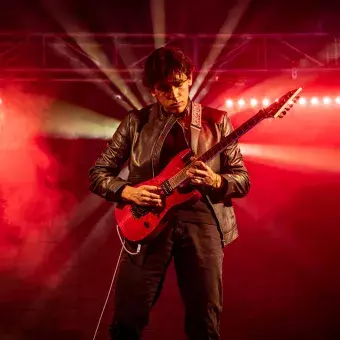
top-left (151, 73), bottom-right (192, 114)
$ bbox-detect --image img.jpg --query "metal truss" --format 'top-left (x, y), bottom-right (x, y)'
top-left (0, 32), bottom-right (339, 82)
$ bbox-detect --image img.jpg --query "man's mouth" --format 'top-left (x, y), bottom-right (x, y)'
top-left (170, 102), bottom-right (183, 107)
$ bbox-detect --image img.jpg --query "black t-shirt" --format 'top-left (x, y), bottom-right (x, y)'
top-left (158, 120), bottom-right (217, 225)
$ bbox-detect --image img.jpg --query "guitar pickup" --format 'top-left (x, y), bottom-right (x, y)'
top-left (181, 150), bottom-right (194, 163)
top-left (161, 180), bottom-right (173, 195)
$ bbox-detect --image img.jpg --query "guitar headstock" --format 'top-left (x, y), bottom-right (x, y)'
top-left (261, 87), bottom-right (302, 119)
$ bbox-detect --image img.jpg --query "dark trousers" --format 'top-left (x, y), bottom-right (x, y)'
top-left (109, 219), bottom-right (224, 340)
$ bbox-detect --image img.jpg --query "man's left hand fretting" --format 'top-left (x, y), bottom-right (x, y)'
top-left (186, 158), bottom-right (221, 189)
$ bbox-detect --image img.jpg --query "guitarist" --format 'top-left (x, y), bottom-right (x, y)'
top-left (89, 47), bottom-right (250, 340)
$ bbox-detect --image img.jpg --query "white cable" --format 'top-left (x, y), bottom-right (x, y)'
top-left (116, 224), bottom-right (141, 256)
top-left (92, 225), bottom-right (141, 340)
top-left (92, 245), bottom-right (123, 340)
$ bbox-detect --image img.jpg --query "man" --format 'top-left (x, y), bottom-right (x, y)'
top-left (89, 47), bottom-right (250, 339)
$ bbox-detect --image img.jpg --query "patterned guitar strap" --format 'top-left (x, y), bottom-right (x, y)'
top-left (190, 102), bottom-right (202, 156)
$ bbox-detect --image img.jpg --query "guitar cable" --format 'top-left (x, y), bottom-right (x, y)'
top-left (116, 224), bottom-right (142, 256)
top-left (92, 226), bottom-right (141, 340)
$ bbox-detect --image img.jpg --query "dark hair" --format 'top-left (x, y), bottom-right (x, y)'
top-left (143, 47), bottom-right (194, 90)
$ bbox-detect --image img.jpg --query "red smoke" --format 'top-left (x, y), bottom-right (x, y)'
top-left (0, 86), bottom-right (75, 270)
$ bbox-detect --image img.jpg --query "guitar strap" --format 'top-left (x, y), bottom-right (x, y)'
top-left (190, 102), bottom-right (202, 156)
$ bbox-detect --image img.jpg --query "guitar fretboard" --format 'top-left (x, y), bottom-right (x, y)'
top-left (167, 112), bottom-right (265, 189)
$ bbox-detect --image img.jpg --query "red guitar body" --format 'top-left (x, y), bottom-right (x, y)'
top-left (114, 148), bottom-right (201, 243)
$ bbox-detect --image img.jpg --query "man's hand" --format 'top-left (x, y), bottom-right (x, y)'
top-left (186, 158), bottom-right (222, 189)
top-left (121, 185), bottom-right (163, 207)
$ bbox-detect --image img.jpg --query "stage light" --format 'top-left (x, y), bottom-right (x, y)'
top-left (250, 98), bottom-right (257, 106)
top-left (224, 95), bottom-right (340, 109)
top-left (323, 97), bottom-right (331, 104)
top-left (311, 97), bottom-right (319, 105)
top-left (226, 99), bottom-right (233, 107)
top-left (238, 99), bottom-right (245, 107)
top-left (262, 98), bottom-right (270, 107)
top-left (299, 97), bottom-right (306, 105)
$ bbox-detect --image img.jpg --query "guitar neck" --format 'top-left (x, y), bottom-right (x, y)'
top-left (167, 111), bottom-right (265, 190)
top-left (198, 111), bottom-right (265, 163)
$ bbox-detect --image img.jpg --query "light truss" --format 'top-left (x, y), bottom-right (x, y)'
top-left (0, 32), bottom-right (339, 82)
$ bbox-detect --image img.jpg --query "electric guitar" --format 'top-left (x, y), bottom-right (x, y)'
top-left (115, 88), bottom-right (302, 243)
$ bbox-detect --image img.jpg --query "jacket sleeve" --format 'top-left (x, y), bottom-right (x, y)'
top-left (89, 113), bottom-right (132, 202)
top-left (209, 113), bottom-right (250, 202)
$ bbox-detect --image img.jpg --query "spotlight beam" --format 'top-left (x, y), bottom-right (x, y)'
top-left (114, 39), bottom-right (154, 105)
top-left (190, 0), bottom-right (252, 99)
top-left (42, 1), bottom-right (142, 110)
top-left (53, 38), bottom-right (133, 111)
top-left (194, 39), bottom-right (251, 103)
top-left (150, 0), bottom-right (166, 48)
top-left (42, 101), bottom-right (121, 139)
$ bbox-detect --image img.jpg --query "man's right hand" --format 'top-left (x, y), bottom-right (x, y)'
top-left (121, 185), bottom-right (163, 207)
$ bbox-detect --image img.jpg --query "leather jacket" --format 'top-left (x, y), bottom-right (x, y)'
top-left (89, 102), bottom-right (250, 246)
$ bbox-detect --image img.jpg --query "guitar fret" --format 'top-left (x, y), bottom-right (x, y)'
top-left (199, 114), bottom-right (264, 164)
